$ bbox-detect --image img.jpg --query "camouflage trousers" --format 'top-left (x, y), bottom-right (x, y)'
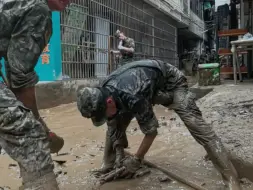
top-left (0, 83), bottom-right (54, 184)
top-left (166, 86), bottom-right (216, 146)
top-left (0, 1), bottom-right (52, 89)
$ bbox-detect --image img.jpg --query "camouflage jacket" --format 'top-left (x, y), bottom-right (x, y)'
top-left (101, 59), bottom-right (185, 135)
top-left (0, 0), bottom-right (48, 54)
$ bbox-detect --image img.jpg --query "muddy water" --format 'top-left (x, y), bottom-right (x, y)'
top-left (0, 103), bottom-right (252, 189)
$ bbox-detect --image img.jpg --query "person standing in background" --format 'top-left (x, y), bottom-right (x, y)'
top-left (111, 30), bottom-right (135, 66)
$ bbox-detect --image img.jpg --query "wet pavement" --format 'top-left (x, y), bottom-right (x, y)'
top-left (0, 91), bottom-right (253, 189)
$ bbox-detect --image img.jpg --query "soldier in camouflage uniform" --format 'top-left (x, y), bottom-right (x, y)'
top-left (0, 0), bottom-right (70, 189)
top-left (77, 59), bottom-right (241, 190)
top-left (0, 84), bottom-right (58, 189)
top-left (0, 0), bottom-right (71, 153)
top-left (111, 30), bottom-right (135, 66)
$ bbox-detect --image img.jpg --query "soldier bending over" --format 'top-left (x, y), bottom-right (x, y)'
top-left (77, 59), bottom-right (241, 190)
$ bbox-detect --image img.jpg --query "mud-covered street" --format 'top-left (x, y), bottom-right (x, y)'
top-left (1, 83), bottom-right (253, 190)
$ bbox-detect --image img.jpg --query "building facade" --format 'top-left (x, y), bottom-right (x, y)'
top-left (60, 0), bottom-right (206, 79)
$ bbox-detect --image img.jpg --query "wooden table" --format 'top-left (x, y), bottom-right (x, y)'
top-left (231, 39), bottom-right (253, 84)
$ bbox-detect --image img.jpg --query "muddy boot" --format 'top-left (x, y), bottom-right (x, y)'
top-left (20, 172), bottom-right (59, 190)
top-left (204, 139), bottom-right (241, 190)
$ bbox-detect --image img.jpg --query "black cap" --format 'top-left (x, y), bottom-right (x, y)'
top-left (77, 87), bottom-right (106, 126)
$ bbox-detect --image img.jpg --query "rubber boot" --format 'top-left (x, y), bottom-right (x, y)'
top-left (204, 138), bottom-right (242, 190)
top-left (12, 87), bottom-right (64, 154)
top-left (20, 172), bottom-right (59, 190)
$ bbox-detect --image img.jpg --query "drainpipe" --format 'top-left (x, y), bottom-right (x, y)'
top-left (152, 18), bottom-right (155, 57)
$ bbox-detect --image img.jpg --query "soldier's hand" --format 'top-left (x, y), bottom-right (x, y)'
top-left (118, 156), bottom-right (142, 179)
top-left (98, 156), bottom-right (149, 184)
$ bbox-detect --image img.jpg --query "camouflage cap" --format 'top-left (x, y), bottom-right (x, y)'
top-left (77, 87), bottom-right (106, 126)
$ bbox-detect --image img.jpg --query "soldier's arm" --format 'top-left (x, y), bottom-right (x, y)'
top-left (118, 38), bottom-right (135, 53)
top-left (106, 113), bottom-right (132, 166)
top-left (131, 99), bottom-right (158, 159)
top-left (106, 117), bottom-right (127, 149)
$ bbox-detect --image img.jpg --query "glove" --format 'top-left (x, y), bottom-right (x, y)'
top-left (98, 156), bottom-right (149, 183)
top-left (122, 156), bottom-right (141, 172)
top-left (118, 156), bottom-right (142, 179)
top-left (48, 132), bottom-right (64, 154)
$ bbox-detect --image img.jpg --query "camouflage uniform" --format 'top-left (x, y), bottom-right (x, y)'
top-left (0, 0), bottom-right (64, 155)
top-left (77, 59), bottom-right (241, 189)
top-left (0, 83), bottom-right (57, 189)
top-left (0, 0), bottom-right (52, 89)
top-left (0, 1), bottom-right (58, 189)
top-left (98, 59), bottom-right (216, 148)
top-left (119, 37), bottom-right (135, 66)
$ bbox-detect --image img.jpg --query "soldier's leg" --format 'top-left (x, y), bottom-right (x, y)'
top-left (5, 2), bottom-right (63, 153)
top-left (0, 84), bottom-right (58, 189)
top-left (99, 112), bottom-right (133, 173)
top-left (170, 87), bottom-right (241, 190)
